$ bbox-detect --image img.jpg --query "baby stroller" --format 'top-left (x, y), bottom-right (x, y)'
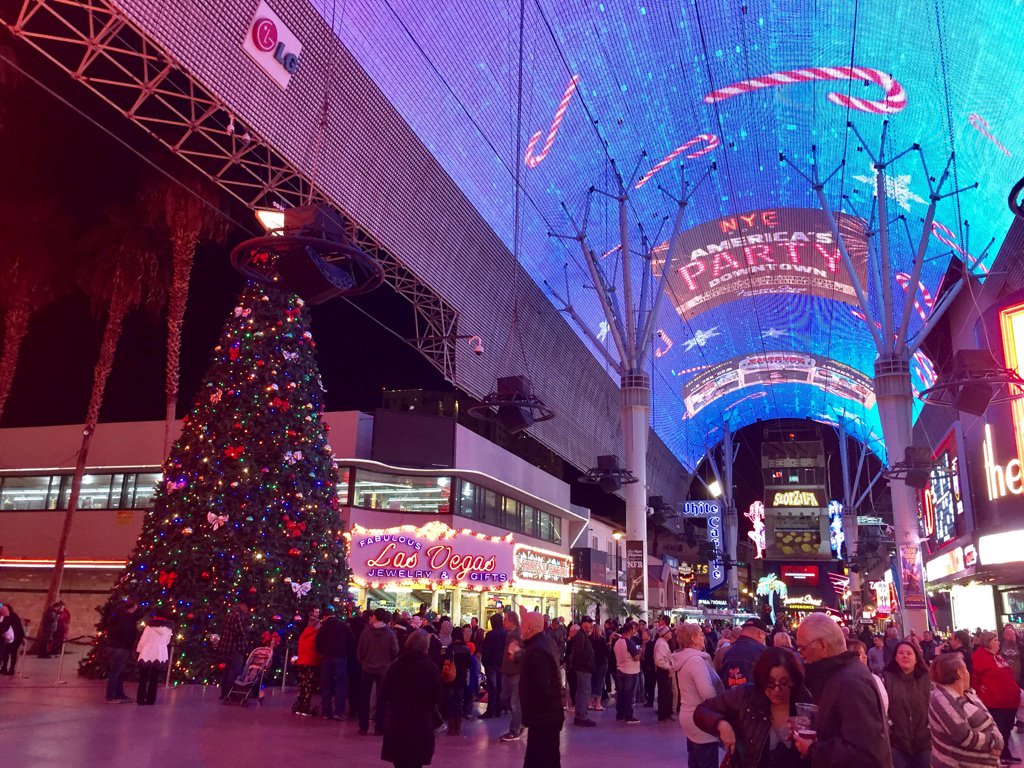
top-left (222, 647), bottom-right (273, 707)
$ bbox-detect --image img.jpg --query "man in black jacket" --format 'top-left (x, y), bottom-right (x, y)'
top-left (105, 598), bottom-right (141, 703)
top-left (519, 611), bottom-right (564, 767)
top-left (480, 613), bottom-right (506, 719)
top-left (571, 617), bottom-right (596, 727)
top-left (795, 613), bottom-right (893, 768)
top-left (315, 606), bottom-right (355, 721)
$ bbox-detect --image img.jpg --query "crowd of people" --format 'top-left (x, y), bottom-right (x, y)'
top-left (12, 592), bottom-right (1024, 768)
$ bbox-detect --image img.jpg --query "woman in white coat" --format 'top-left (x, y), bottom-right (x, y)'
top-left (673, 622), bottom-right (726, 768)
top-left (135, 610), bottom-right (173, 705)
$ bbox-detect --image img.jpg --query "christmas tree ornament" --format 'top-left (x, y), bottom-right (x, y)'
top-left (206, 511), bottom-right (229, 530)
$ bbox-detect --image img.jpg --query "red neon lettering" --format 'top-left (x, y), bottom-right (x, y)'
top-left (366, 543), bottom-right (419, 569)
top-left (711, 250), bottom-right (741, 278)
top-left (743, 245), bottom-right (775, 266)
top-left (762, 210), bottom-right (778, 227)
top-left (720, 218), bottom-right (739, 234)
top-left (677, 260), bottom-right (706, 292)
top-left (812, 243), bottom-right (840, 273)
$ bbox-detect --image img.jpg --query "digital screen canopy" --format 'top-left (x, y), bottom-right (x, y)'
top-left (322, 0), bottom-right (1024, 467)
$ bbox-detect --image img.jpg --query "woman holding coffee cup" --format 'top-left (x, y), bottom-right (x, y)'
top-left (694, 647), bottom-right (812, 767)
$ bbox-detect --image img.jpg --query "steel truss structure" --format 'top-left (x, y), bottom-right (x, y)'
top-left (1, 0), bottom-right (459, 381)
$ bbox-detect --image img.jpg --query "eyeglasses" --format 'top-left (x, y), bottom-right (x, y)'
top-left (796, 638), bottom-right (822, 653)
top-left (765, 680), bottom-right (793, 690)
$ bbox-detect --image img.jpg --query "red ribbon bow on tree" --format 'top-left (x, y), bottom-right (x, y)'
top-left (224, 446), bottom-right (244, 459)
top-left (158, 570), bottom-right (177, 588)
top-left (284, 516), bottom-right (306, 538)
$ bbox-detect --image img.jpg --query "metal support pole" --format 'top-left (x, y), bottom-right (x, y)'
top-left (55, 640), bottom-right (68, 685)
top-left (621, 371), bottom-right (650, 618)
top-left (165, 646), bottom-right (174, 688)
top-left (280, 644), bottom-right (289, 693)
top-left (873, 352), bottom-right (928, 634)
top-left (837, 425), bottom-right (861, 597)
top-left (722, 426), bottom-right (739, 605)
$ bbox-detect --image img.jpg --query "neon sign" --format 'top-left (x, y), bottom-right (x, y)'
top-left (772, 490), bottom-right (821, 507)
top-left (514, 545), bottom-right (572, 584)
top-left (827, 500), bottom-right (844, 559)
top-left (345, 521), bottom-right (514, 590)
top-left (745, 501), bottom-right (766, 559)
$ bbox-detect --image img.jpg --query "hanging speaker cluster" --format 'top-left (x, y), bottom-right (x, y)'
top-left (883, 446), bottom-right (954, 490)
top-left (579, 454), bottom-right (639, 494)
top-left (920, 348), bottom-right (1024, 416)
top-left (230, 203), bottom-right (384, 304)
top-left (467, 376), bottom-right (556, 433)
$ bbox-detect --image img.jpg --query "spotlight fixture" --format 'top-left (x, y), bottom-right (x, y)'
top-left (579, 454), bottom-right (639, 494)
top-left (919, 349), bottom-right (1024, 415)
top-left (230, 203), bottom-right (384, 304)
top-left (467, 375), bottom-right (555, 433)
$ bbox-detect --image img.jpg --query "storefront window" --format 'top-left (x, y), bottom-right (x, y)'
top-left (352, 468), bottom-right (452, 514)
top-left (0, 475), bottom-right (58, 510)
top-left (129, 473), bottom-right (162, 508)
top-left (456, 479), bottom-right (501, 525)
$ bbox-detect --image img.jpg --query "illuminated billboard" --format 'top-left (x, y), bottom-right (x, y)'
top-left (328, 1), bottom-right (1024, 467)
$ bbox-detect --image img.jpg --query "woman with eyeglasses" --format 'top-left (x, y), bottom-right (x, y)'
top-left (694, 647), bottom-right (812, 768)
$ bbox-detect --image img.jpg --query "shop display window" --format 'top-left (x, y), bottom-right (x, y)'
top-left (0, 475), bottom-right (58, 510)
top-left (0, 471), bottom-right (162, 511)
top-left (352, 468), bottom-right (452, 514)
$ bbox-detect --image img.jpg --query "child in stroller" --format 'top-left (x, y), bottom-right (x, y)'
top-left (222, 646), bottom-right (273, 707)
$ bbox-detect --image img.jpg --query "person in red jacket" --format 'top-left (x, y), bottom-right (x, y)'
top-left (972, 630), bottom-right (1022, 764)
top-left (292, 613), bottom-right (322, 716)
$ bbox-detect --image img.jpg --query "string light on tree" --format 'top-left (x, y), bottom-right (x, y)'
top-left (79, 282), bottom-right (347, 684)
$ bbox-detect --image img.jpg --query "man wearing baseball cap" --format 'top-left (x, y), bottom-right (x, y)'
top-left (571, 617), bottom-right (597, 727)
top-left (719, 618), bottom-right (769, 688)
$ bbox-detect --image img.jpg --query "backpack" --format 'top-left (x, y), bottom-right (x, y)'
top-left (441, 649), bottom-right (457, 684)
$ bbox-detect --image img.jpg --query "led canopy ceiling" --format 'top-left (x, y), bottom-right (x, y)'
top-left (321, 0), bottom-right (1024, 467)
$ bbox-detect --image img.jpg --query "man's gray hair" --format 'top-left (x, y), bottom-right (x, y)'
top-left (800, 613), bottom-right (847, 655)
top-left (406, 629), bottom-right (430, 655)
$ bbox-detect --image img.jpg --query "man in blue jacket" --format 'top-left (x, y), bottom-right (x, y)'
top-left (719, 618), bottom-right (768, 688)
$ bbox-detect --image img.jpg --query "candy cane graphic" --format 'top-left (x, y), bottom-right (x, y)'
top-left (912, 350), bottom-right (937, 389)
top-left (969, 114), bottom-right (1012, 157)
top-left (635, 134), bottom-right (720, 190)
top-left (524, 74), bottom-right (581, 169)
top-left (704, 66), bottom-right (907, 115)
top-left (895, 272), bottom-right (935, 322)
top-left (654, 329), bottom-right (674, 357)
top-left (931, 220), bottom-right (990, 274)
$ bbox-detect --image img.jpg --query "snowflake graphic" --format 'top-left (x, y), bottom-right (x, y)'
top-left (762, 327), bottom-right (790, 339)
top-left (683, 326), bottom-right (721, 351)
top-left (597, 321), bottom-right (610, 343)
top-left (852, 169), bottom-right (926, 212)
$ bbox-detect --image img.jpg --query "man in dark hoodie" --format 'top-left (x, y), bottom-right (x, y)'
top-left (105, 598), bottom-right (141, 703)
top-left (519, 611), bottom-right (564, 767)
top-left (315, 605), bottom-right (355, 721)
top-left (571, 617), bottom-right (596, 727)
top-left (795, 613), bottom-right (893, 768)
top-left (481, 613), bottom-right (507, 719)
top-left (356, 607), bottom-right (399, 735)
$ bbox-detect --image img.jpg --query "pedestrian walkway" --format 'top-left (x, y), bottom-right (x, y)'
top-left (0, 651), bottom-right (690, 768)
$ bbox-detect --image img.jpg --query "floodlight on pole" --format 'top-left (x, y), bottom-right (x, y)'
top-left (707, 480), bottom-right (723, 498)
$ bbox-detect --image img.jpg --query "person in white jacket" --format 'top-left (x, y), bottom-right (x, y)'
top-left (135, 610), bottom-right (173, 705)
top-left (653, 624), bottom-right (675, 721)
top-left (672, 622), bottom-right (725, 768)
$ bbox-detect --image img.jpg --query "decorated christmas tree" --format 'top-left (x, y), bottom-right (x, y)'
top-left (80, 282), bottom-right (347, 682)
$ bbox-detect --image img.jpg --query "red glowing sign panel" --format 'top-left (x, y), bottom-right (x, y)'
top-left (780, 565), bottom-right (819, 587)
top-left (345, 521), bottom-right (514, 590)
top-left (656, 208), bottom-right (869, 322)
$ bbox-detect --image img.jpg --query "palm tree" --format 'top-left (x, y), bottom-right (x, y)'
top-left (142, 175), bottom-right (228, 457)
top-left (756, 573), bottom-right (789, 624)
top-left (39, 202), bottom-right (168, 628)
top-left (0, 196), bottom-right (69, 421)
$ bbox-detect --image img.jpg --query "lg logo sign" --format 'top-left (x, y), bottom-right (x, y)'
top-left (244, 3), bottom-right (302, 89)
top-left (251, 18), bottom-right (278, 52)
top-left (250, 16), bottom-right (299, 75)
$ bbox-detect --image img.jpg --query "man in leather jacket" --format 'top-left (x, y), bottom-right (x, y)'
top-left (795, 613), bottom-right (893, 768)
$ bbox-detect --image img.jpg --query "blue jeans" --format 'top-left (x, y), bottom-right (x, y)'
top-left (105, 647), bottom-right (131, 700)
top-left (219, 652), bottom-right (244, 699)
top-left (485, 669), bottom-right (503, 716)
top-left (575, 671), bottom-right (591, 719)
top-left (505, 673), bottom-right (522, 734)
top-left (319, 657), bottom-right (348, 719)
top-left (687, 739), bottom-right (719, 768)
top-left (616, 672), bottom-right (638, 720)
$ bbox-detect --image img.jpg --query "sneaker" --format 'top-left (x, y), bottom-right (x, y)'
top-left (574, 717), bottom-right (597, 728)
top-left (499, 731), bottom-right (521, 742)
top-left (625, 717), bottom-right (641, 725)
